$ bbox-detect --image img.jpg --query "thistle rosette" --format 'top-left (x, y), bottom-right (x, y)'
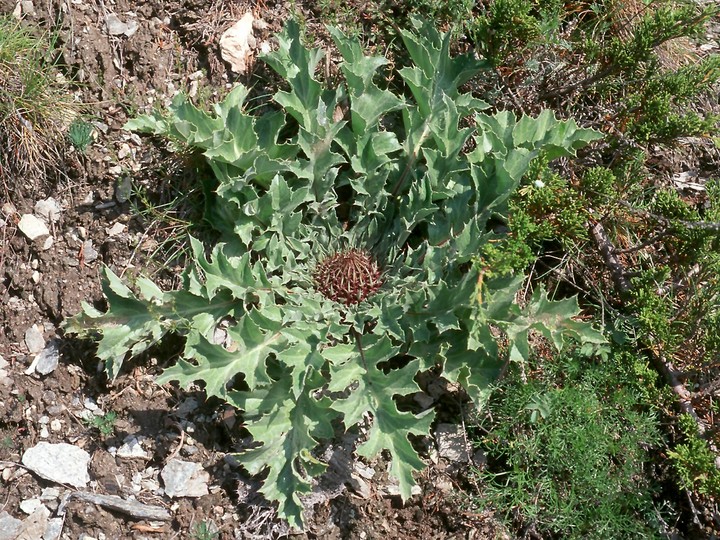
top-left (65, 18), bottom-right (606, 529)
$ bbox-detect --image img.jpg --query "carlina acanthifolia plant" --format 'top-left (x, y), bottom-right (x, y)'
top-left (65, 18), bottom-right (606, 529)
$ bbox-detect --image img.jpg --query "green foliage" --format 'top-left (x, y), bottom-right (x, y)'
top-left (668, 415), bottom-right (720, 497)
top-left (468, 1), bottom-right (719, 143)
top-left (478, 155), bottom-right (589, 277)
top-left (65, 19), bottom-right (604, 529)
top-left (629, 268), bottom-right (679, 348)
top-left (477, 349), bottom-right (664, 539)
top-left (67, 119), bottom-right (94, 153)
top-left (469, 0), bottom-right (565, 66)
top-left (190, 521), bottom-right (219, 540)
top-left (83, 411), bottom-right (118, 437)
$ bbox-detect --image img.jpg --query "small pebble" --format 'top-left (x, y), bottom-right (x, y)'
top-left (40, 487), bottom-right (60, 501)
top-left (19, 498), bottom-right (43, 515)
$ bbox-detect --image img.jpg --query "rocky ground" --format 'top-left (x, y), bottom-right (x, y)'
top-left (0, 0), bottom-right (506, 538)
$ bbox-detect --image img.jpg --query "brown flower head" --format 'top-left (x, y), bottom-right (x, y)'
top-left (313, 248), bottom-right (383, 305)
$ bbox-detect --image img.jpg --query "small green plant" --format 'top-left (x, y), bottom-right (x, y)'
top-left (190, 520), bottom-right (219, 540)
top-left (0, 435), bottom-right (13, 449)
top-left (67, 119), bottom-right (94, 153)
top-left (668, 414), bottom-right (720, 498)
top-left (476, 349), bottom-right (664, 539)
top-left (84, 411), bottom-right (118, 437)
top-left (66, 19), bottom-right (605, 528)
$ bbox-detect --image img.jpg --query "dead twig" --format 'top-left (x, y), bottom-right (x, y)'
top-left (57, 491), bottom-right (172, 521)
top-left (590, 220), bottom-right (632, 297)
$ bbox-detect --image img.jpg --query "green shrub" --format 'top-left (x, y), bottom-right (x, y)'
top-left (668, 414), bottom-right (720, 498)
top-left (477, 349), bottom-right (664, 539)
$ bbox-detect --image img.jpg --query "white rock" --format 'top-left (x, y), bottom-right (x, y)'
top-left (117, 143), bottom-right (131, 159)
top-left (18, 214), bottom-right (49, 240)
top-left (382, 483), bottom-right (422, 497)
top-left (39, 426), bottom-right (49, 438)
top-left (39, 487), bottom-right (60, 501)
top-left (0, 511), bottom-right (23, 540)
top-left (42, 517), bottom-right (63, 540)
top-left (106, 222), bottom-right (126, 237)
top-left (24, 324), bottom-right (45, 354)
top-left (19, 498), bottom-right (43, 515)
top-left (25, 340), bottom-right (60, 376)
top-left (1, 202), bottom-right (17, 217)
top-left (435, 423), bottom-right (471, 463)
top-left (106, 13), bottom-right (138, 37)
top-left (117, 436), bottom-right (149, 459)
top-left (34, 198), bottom-right (61, 224)
top-left (0, 354), bottom-right (9, 386)
top-left (49, 419), bottom-right (62, 432)
top-left (161, 459), bottom-right (209, 498)
top-left (21, 442), bottom-right (91, 488)
top-left (83, 397), bottom-right (99, 411)
top-left (219, 13), bottom-right (256, 74)
top-left (20, 1), bottom-right (35, 16)
top-left (41, 236), bottom-right (54, 251)
top-left (349, 474), bottom-right (371, 498)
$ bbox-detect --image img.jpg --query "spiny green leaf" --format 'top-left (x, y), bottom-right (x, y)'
top-left (229, 369), bottom-right (337, 530)
top-left (328, 335), bottom-right (433, 500)
top-left (157, 310), bottom-right (286, 397)
top-left (63, 267), bottom-right (170, 379)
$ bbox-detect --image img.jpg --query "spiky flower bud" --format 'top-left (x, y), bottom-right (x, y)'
top-left (313, 248), bottom-right (383, 305)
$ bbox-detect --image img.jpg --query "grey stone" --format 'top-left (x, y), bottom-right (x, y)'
top-left (82, 240), bottom-right (98, 263)
top-left (22, 442), bottom-right (90, 488)
top-left (18, 214), bottom-right (49, 240)
top-left (105, 14), bottom-right (139, 37)
top-left (117, 435), bottom-right (149, 459)
top-left (34, 198), bottom-right (61, 224)
top-left (16, 506), bottom-right (49, 540)
top-left (25, 340), bottom-right (60, 376)
top-left (435, 423), bottom-right (471, 463)
top-left (42, 517), bottom-right (63, 540)
top-left (161, 459), bottom-right (209, 498)
top-left (24, 324), bottom-right (45, 354)
top-left (0, 511), bottom-right (23, 540)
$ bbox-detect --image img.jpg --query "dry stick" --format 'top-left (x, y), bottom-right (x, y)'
top-left (590, 220), bottom-right (631, 297)
top-left (652, 355), bottom-right (706, 431)
top-left (57, 491), bottom-right (171, 521)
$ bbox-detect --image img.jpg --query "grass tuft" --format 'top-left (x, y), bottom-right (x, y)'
top-left (0, 15), bottom-right (79, 194)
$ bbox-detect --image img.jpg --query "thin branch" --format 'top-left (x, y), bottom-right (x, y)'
top-left (590, 220), bottom-right (632, 296)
